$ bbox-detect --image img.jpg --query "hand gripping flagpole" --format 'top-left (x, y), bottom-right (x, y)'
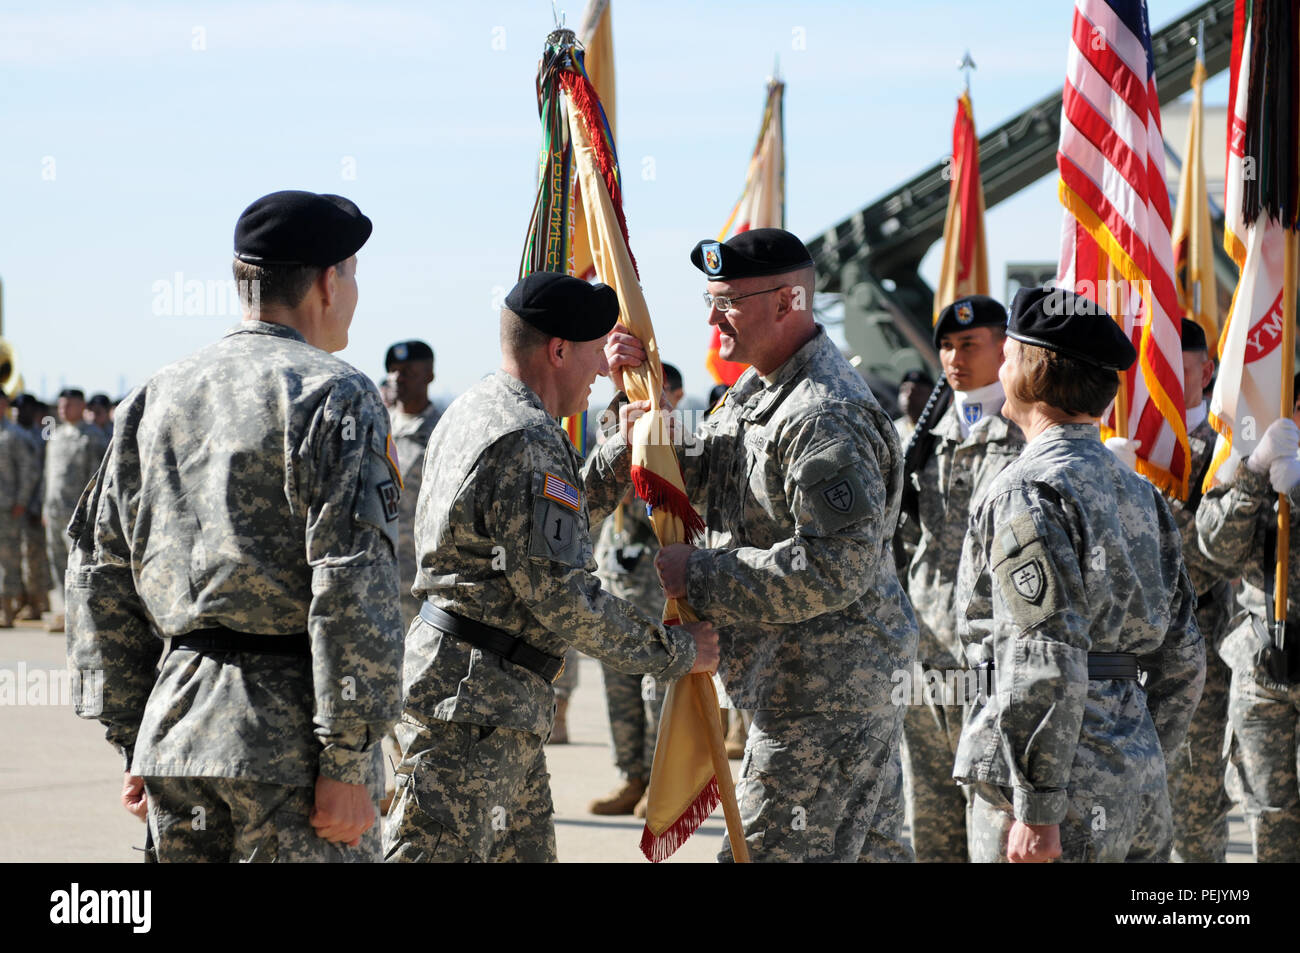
top-left (526, 26), bottom-right (748, 861)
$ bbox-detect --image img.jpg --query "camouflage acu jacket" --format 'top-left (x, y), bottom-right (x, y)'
top-left (594, 498), bottom-right (663, 612)
top-left (390, 402), bottom-right (440, 617)
top-left (1197, 453), bottom-right (1300, 672)
top-left (65, 320), bottom-right (404, 787)
top-left (953, 424), bottom-right (1204, 825)
top-left (403, 370), bottom-right (696, 738)
top-left (44, 420), bottom-right (107, 520)
top-left (904, 403), bottom-right (1024, 669)
top-left (590, 327), bottom-right (918, 712)
top-left (0, 419), bottom-right (40, 512)
top-left (1173, 417), bottom-right (1234, 598)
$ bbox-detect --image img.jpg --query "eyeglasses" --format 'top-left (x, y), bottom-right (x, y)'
top-left (702, 286), bottom-right (787, 312)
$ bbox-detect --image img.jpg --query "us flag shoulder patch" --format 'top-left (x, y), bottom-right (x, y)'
top-left (541, 473), bottom-right (581, 511)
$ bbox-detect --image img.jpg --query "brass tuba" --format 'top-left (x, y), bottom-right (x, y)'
top-left (0, 338), bottom-right (21, 401)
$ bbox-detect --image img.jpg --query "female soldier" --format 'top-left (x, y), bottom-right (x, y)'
top-left (953, 286), bottom-right (1204, 863)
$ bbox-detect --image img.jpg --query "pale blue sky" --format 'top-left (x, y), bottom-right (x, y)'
top-left (0, 0), bottom-right (1228, 407)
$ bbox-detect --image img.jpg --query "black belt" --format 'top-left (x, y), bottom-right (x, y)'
top-left (171, 628), bottom-right (310, 657)
top-left (975, 652), bottom-right (1140, 682)
top-left (419, 601), bottom-right (565, 684)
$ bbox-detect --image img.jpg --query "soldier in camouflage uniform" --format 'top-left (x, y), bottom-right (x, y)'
top-left (601, 229), bottom-right (918, 862)
top-left (955, 288), bottom-right (1203, 863)
top-left (1196, 376), bottom-right (1300, 863)
top-left (43, 388), bottom-right (108, 632)
top-left (384, 339), bottom-right (440, 630)
top-left (383, 272), bottom-right (716, 863)
top-left (66, 190), bottom-right (403, 862)
top-left (587, 363), bottom-right (684, 815)
top-left (0, 392), bottom-right (41, 626)
top-left (895, 295), bottom-right (1023, 862)
top-left (1162, 320), bottom-right (1235, 862)
top-left (13, 395), bottom-right (51, 620)
top-left (588, 498), bottom-right (668, 813)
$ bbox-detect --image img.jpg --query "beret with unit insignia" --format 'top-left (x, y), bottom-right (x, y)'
top-left (690, 227), bottom-right (814, 281)
top-left (1180, 317), bottom-right (1208, 353)
top-left (234, 190), bottom-right (372, 267)
top-left (1007, 287), bottom-right (1137, 372)
top-left (504, 272), bottom-right (620, 342)
top-left (933, 294), bottom-right (1008, 348)
top-left (384, 339), bottom-right (434, 371)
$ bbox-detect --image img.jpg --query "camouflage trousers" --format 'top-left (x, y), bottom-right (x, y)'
top-left (552, 648), bottom-right (580, 701)
top-left (1168, 597), bottom-right (1232, 863)
top-left (601, 665), bottom-right (666, 779)
top-left (383, 715), bottom-right (556, 863)
top-left (0, 511), bottom-right (22, 599)
top-left (21, 516), bottom-right (49, 611)
top-left (1225, 666), bottom-right (1300, 863)
top-left (44, 514), bottom-right (71, 603)
top-left (143, 775), bottom-right (382, 862)
top-left (719, 703), bottom-right (906, 863)
top-left (901, 692), bottom-right (968, 862)
top-left (860, 736), bottom-right (915, 862)
top-left (966, 783), bottom-right (1172, 863)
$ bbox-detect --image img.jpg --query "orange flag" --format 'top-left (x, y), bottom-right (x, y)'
top-left (707, 74), bottom-right (785, 387)
top-left (534, 28), bottom-right (747, 863)
top-left (933, 90), bottom-right (989, 321)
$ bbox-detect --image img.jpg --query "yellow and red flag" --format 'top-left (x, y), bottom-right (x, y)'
top-left (1055, 0), bottom-right (1190, 498)
top-left (523, 26), bottom-right (746, 863)
top-left (933, 90), bottom-right (989, 320)
top-left (1205, 0), bottom-right (1297, 487)
top-left (707, 75), bottom-right (785, 386)
top-left (1170, 41), bottom-right (1220, 351)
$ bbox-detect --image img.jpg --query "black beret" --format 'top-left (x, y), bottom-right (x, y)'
top-left (900, 369), bottom-right (934, 386)
top-left (933, 295), bottom-right (1008, 348)
top-left (1181, 318), bottom-right (1208, 352)
top-left (58, 388), bottom-right (85, 401)
top-left (690, 228), bottom-right (814, 281)
top-left (234, 190), bottom-right (372, 267)
top-left (504, 272), bottom-right (619, 341)
top-left (1007, 287), bottom-right (1136, 372)
top-left (86, 393), bottom-right (112, 409)
top-left (385, 340), bottom-right (434, 370)
top-left (11, 393), bottom-right (37, 409)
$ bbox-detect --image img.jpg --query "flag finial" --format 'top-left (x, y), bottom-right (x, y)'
top-left (958, 50), bottom-right (976, 92)
top-left (551, 0), bottom-right (565, 29)
top-left (1194, 18), bottom-right (1205, 65)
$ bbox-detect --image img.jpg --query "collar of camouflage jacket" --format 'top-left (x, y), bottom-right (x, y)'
top-left (934, 400), bottom-right (1018, 449)
top-left (226, 320), bottom-right (308, 345)
top-left (491, 370), bottom-right (581, 464)
top-left (1026, 421), bottom-right (1101, 450)
top-left (737, 325), bottom-right (832, 422)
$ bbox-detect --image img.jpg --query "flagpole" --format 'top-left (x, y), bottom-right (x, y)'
top-left (689, 675), bottom-right (750, 862)
top-left (1107, 258), bottom-right (1130, 439)
top-left (1276, 230), bottom-right (1298, 628)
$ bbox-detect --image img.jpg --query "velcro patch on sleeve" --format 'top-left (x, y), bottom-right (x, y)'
top-left (990, 508), bottom-right (1062, 626)
top-left (355, 431), bottom-right (402, 553)
top-left (540, 472), bottom-right (581, 512)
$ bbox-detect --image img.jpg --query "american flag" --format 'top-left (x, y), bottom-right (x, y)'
top-left (1056, 0), bottom-right (1189, 497)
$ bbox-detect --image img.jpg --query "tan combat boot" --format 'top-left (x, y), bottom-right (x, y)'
top-left (0, 598), bottom-right (16, 628)
top-left (45, 612), bottom-right (65, 633)
top-left (548, 697), bottom-right (570, 744)
top-left (632, 788), bottom-right (649, 819)
top-left (588, 776), bottom-right (648, 815)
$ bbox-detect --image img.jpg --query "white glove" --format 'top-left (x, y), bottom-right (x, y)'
top-left (1247, 419), bottom-right (1300, 473)
top-left (1104, 436), bottom-right (1141, 471)
top-left (1269, 455), bottom-right (1300, 494)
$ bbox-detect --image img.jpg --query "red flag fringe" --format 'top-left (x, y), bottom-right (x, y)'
top-left (639, 776), bottom-right (720, 863)
top-left (557, 69), bottom-right (640, 279)
top-left (630, 464), bottom-right (706, 543)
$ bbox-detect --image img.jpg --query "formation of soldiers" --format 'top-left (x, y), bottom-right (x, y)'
top-left (39, 188), bottom-right (1300, 862)
top-left (0, 388), bottom-right (111, 632)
